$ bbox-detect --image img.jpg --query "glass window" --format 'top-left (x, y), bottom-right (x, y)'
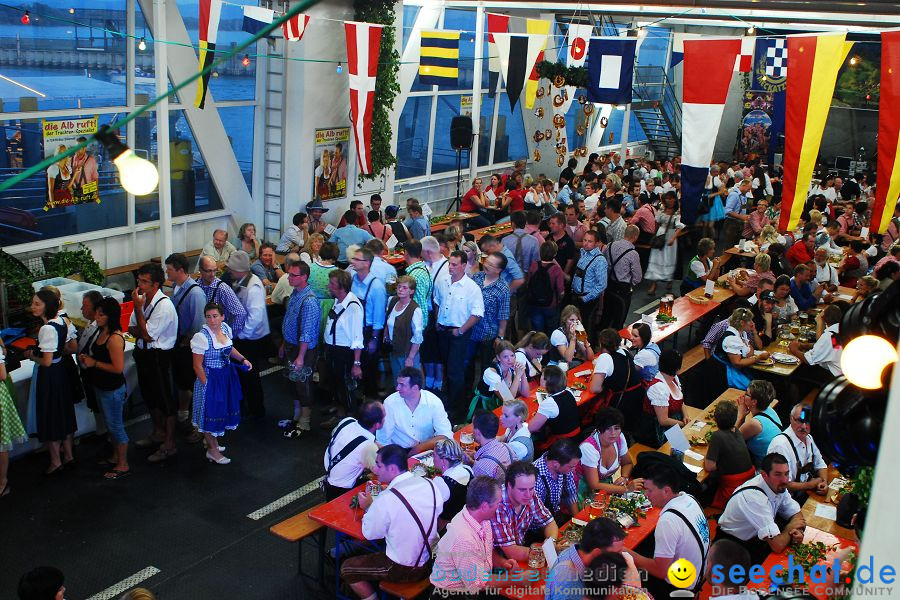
top-left (402, 4), bottom-right (420, 51)
top-left (0, 114), bottom-right (127, 247)
top-left (396, 96), bottom-right (431, 179)
top-left (432, 94), bottom-right (469, 175)
top-left (492, 95), bottom-right (527, 165)
top-left (161, 110), bottom-right (225, 220)
top-left (477, 94), bottom-right (493, 166)
top-left (603, 108), bottom-right (647, 147)
top-left (638, 26), bottom-right (670, 68)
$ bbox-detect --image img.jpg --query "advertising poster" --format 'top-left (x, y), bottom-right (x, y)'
top-left (739, 91), bottom-right (774, 159)
top-left (313, 126), bottom-right (350, 201)
top-left (460, 95), bottom-right (473, 117)
top-left (42, 116), bottom-right (101, 211)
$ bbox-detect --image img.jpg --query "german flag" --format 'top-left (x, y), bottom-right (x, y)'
top-left (873, 31), bottom-right (900, 234)
top-left (778, 33), bottom-right (852, 232)
top-left (194, 0), bottom-right (222, 109)
top-left (419, 30), bottom-right (460, 88)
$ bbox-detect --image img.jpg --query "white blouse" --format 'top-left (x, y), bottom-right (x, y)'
top-left (190, 324), bottom-right (234, 354)
top-left (386, 302), bottom-right (424, 345)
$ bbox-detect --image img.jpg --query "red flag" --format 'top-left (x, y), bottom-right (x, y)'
top-left (282, 14), bottom-right (310, 41)
top-left (873, 30), bottom-right (900, 234)
top-left (345, 21), bottom-right (383, 175)
top-left (486, 13), bottom-right (509, 96)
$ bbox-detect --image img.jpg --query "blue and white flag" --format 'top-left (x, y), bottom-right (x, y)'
top-left (586, 38), bottom-right (636, 105)
top-left (242, 6), bottom-right (274, 35)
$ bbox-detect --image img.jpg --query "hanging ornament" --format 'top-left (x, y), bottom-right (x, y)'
top-left (21, 11), bottom-right (30, 24)
top-left (536, 86), bottom-right (545, 98)
top-left (557, 155), bottom-right (564, 167)
top-left (583, 104), bottom-right (594, 115)
top-left (576, 124), bottom-right (586, 136)
top-left (533, 149), bottom-right (541, 162)
top-left (242, 54), bottom-right (251, 67)
top-left (545, 128), bottom-right (552, 140)
top-left (553, 114), bottom-right (566, 129)
top-left (553, 94), bottom-right (565, 108)
top-left (534, 107), bottom-right (544, 119)
top-left (577, 95), bottom-right (588, 105)
top-left (336, 62), bottom-right (343, 74)
top-left (553, 75), bottom-right (566, 88)
top-left (533, 130), bottom-right (545, 143)
top-left (600, 116), bottom-right (609, 128)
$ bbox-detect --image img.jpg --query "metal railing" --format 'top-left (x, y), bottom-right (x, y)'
top-left (632, 66), bottom-right (682, 141)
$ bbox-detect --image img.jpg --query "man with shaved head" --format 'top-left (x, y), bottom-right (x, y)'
top-left (196, 255), bottom-right (247, 335)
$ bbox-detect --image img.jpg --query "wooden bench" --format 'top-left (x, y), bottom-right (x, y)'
top-left (270, 505), bottom-right (327, 581)
top-left (678, 344), bottom-right (707, 375)
top-left (379, 578), bottom-right (433, 600)
top-left (103, 262), bottom-right (147, 277)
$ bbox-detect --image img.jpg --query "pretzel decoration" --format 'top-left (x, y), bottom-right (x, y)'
top-left (533, 149), bottom-right (541, 162)
top-left (553, 114), bottom-right (566, 129)
top-left (557, 155), bottom-right (564, 167)
top-left (556, 142), bottom-right (567, 155)
top-left (545, 128), bottom-right (553, 140)
top-left (533, 130), bottom-right (545, 143)
top-left (534, 107), bottom-right (544, 119)
top-left (576, 124), bottom-right (586, 136)
top-left (552, 94), bottom-right (565, 108)
top-left (577, 95), bottom-right (588, 105)
top-left (536, 86), bottom-right (545, 98)
top-left (576, 146), bottom-right (588, 157)
top-left (553, 75), bottom-right (566, 89)
top-left (556, 130), bottom-right (561, 141)
top-left (583, 104), bottom-right (594, 115)
top-left (600, 116), bottom-right (609, 128)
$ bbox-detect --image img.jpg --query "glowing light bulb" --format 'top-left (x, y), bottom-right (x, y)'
top-left (336, 62), bottom-right (343, 74)
top-left (138, 37), bottom-right (147, 51)
top-left (69, 7), bottom-right (75, 13)
top-left (747, 25), bottom-right (756, 35)
top-left (849, 56), bottom-right (858, 66)
top-left (242, 54), bottom-right (250, 67)
top-left (21, 11), bottom-right (30, 24)
top-left (840, 335), bottom-right (898, 390)
top-left (113, 149), bottom-right (159, 196)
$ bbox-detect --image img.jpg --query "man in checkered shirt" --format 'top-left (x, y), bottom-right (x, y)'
top-left (489, 461), bottom-right (559, 562)
top-left (534, 439), bottom-right (581, 521)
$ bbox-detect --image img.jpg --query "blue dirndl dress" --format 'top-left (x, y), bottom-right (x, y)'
top-left (191, 324), bottom-right (242, 436)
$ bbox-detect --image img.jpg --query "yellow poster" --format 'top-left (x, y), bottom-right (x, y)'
top-left (41, 116), bottom-right (101, 211)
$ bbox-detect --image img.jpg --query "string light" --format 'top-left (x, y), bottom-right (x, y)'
top-left (747, 25), bottom-right (756, 34)
top-left (69, 7), bottom-right (75, 14)
top-left (138, 37), bottom-right (147, 51)
top-left (21, 11), bottom-right (30, 24)
top-left (849, 56), bottom-right (858, 65)
top-left (242, 54), bottom-right (251, 67)
top-left (95, 126), bottom-right (159, 196)
top-left (336, 62), bottom-right (343, 74)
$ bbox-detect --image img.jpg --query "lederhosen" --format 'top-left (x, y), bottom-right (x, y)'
top-left (172, 281), bottom-right (205, 391)
top-left (356, 276), bottom-right (380, 397)
top-left (420, 261), bottom-right (447, 364)
top-left (284, 291), bottom-right (320, 406)
top-left (132, 295), bottom-right (177, 416)
top-left (603, 245), bottom-right (637, 331)
top-left (322, 299), bottom-right (362, 412)
top-left (778, 432), bottom-right (819, 504)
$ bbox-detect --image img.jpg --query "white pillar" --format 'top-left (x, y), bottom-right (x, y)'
top-left (126, 0), bottom-right (137, 260)
top-left (153, 0), bottom-right (172, 259)
top-left (469, 5), bottom-right (484, 179)
top-left (619, 104), bottom-right (631, 159)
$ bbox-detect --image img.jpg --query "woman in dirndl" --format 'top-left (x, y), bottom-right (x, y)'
top-left (26, 289), bottom-right (77, 475)
top-left (576, 407), bottom-right (643, 505)
top-left (191, 302), bottom-right (251, 465)
top-left (638, 349), bottom-right (689, 448)
top-left (0, 337), bottom-right (27, 497)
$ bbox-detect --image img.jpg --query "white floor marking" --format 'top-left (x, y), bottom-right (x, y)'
top-left (632, 298), bottom-right (661, 315)
top-left (86, 566), bottom-right (161, 600)
top-left (246, 475), bottom-right (325, 520)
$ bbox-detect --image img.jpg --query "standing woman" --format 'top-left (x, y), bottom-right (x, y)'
top-left (698, 184), bottom-right (727, 240)
top-left (79, 298), bottom-right (129, 479)
top-left (309, 242), bottom-right (340, 337)
top-left (467, 341), bottom-right (528, 422)
top-left (300, 232), bottom-right (324, 266)
top-left (462, 241), bottom-right (481, 276)
top-left (191, 302), bottom-right (250, 465)
top-left (364, 211), bottom-right (390, 242)
top-left (383, 275), bottom-right (423, 377)
top-left (629, 322), bottom-right (660, 384)
top-left (514, 331), bottom-right (550, 382)
top-left (25, 289), bottom-right (77, 475)
top-left (590, 328), bottom-right (644, 433)
top-left (0, 337), bottom-right (27, 495)
top-left (638, 349), bottom-right (688, 447)
top-left (237, 223), bottom-right (261, 261)
top-left (645, 193), bottom-right (685, 295)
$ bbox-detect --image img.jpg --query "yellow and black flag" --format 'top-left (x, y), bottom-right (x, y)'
top-left (419, 30), bottom-right (460, 87)
top-left (195, 0), bottom-right (222, 109)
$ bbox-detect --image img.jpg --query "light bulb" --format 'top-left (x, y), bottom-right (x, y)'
top-left (849, 56), bottom-right (858, 66)
top-left (242, 54), bottom-right (250, 67)
top-left (113, 149), bottom-right (159, 196)
top-left (747, 25), bottom-right (756, 35)
top-left (840, 335), bottom-right (898, 390)
top-left (138, 37), bottom-right (147, 51)
top-left (21, 11), bottom-right (30, 24)
top-left (336, 62), bottom-right (343, 74)
top-left (69, 7), bottom-right (75, 13)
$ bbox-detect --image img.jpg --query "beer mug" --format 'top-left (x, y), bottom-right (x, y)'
top-left (366, 480), bottom-right (382, 497)
top-left (574, 320), bottom-right (587, 343)
top-left (527, 544), bottom-right (546, 569)
top-left (386, 274), bottom-right (397, 296)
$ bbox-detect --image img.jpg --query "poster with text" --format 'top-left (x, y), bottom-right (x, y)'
top-left (42, 116), bottom-right (101, 211)
top-left (313, 127), bottom-right (350, 201)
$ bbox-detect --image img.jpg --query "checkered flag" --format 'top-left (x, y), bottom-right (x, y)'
top-left (765, 38), bottom-right (787, 79)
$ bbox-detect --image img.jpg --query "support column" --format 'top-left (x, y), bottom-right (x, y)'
top-left (153, 0), bottom-right (172, 259)
top-left (469, 5), bottom-right (485, 179)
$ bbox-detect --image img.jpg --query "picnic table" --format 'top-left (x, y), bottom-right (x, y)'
top-left (620, 295), bottom-right (721, 345)
top-left (429, 212), bottom-right (481, 233)
top-left (470, 222), bottom-right (514, 242)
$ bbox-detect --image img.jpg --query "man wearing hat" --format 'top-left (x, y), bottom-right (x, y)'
top-left (306, 199), bottom-right (330, 237)
top-left (227, 251), bottom-right (271, 419)
top-left (750, 280), bottom-right (777, 347)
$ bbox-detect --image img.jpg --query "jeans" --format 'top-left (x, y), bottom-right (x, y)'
top-left (437, 327), bottom-right (473, 422)
top-left (95, 385), bottom-right (128, 444)
top-left (389, 354), bottom-right (421, 383)
top-left (529, 306), bottom-right (560, 333)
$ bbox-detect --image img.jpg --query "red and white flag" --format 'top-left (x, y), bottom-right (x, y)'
top-left (283, 14), bottom-right (310, 41)
top-left (345, 21), bottom-right (383, 175)
top-left (734, 36), bottom-right (755, 72)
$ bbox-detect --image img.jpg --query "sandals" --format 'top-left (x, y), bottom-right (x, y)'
top-left (104, 469), bottom-right (131, 480)
top-left (284, 428), bottom-right (304, 439)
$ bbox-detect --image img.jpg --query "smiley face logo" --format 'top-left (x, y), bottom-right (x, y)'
top-left (667, 558), bottom-right (697, 589)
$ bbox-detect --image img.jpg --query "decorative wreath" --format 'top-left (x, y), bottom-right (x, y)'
top-left (553, 114), bottom-right (566, 129)
top-left (533, 130), bottom-right (545, 143)
top-left (552, 94), bottom-right (565, 108)
top-left (533, 149), bottom-right (541, 162)
top-left (583, 104), bottom-right (594, 115)
top-left (553, 75), bottom-right (566, 89)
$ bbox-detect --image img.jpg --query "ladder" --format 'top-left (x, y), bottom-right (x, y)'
top-left (261, 6), bottom-right (286, 244)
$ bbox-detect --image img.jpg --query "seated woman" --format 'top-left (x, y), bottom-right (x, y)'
top-left (712, 308), bottom-right (768, 390)
top-left (514, 331), bottom-right (550, 382)
top-left (546, 305), bottom-right (596, 366)
top-left (839, 240), bottom-right (869, 288)
top-left (628, 323), bottom-right (660, 383)
top-left (577, 407), bottom-right (643, 504)
top-left (705, 399), bottom-right (755, 509)
top-left (737, 379), bottom-right (782, 466)
top-left (851, 275), bottom-right (879, 304)
top-left (771, 274), bottom-right (799, 323)
top-left (467, 341), bottom-right (528, 422)
top-left (590, 329), bottom-right (645, 432)
top-left (500, 399), bottom-right (534, 462)
top-left (876, 261), bottom-right (899, 291)
top-left (637, 349), bottom-right (688, 447)
top-left (528, 365), bottom-right (580, 453)
top-left (730, 252), bottom-right (776, 297)
top-left (757, 225), bottom-right (785, 252)
top-left (433, 439), bottom-right (472, 530)
top-left (680, 237), bottom-right (723, 295)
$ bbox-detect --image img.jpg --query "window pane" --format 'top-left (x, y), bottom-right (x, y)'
top-left (492, 95), bottom-right (527, 165)
top-left (637, 26), bottom-right (670, 68)
top-left (432, 94), bottom-right (469, 175)
top-left (220, 106), bottom-right (254, 192)
top-left (402, 5), bottom-right (420, 51)
top-left (0, 115), bottom-right (127, 247)
top-left (477, 94), bottom-right (493, 167)
top-left (412, 8), bottom-right (475, 92)
top-left (396, 96), bottom-right (431, 179)
top-left (165, 110), bottom-right (225, 219)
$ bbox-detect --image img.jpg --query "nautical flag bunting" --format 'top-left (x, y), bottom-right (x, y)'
top-left (873, 30), bottom-right (900, 234)
top-left (195, 0), bottom-right (222, 109)
top-left (585, 37), bottom-right (636, 105)
top-left (524, 18), bottom-right (552, 109)
top-left (779, 34), bottom-right (852, 232)
top-left (486, 13), bottom-right (510, 98)
top-left (492, 33), bottom-right (547, 110)
top-left (283, 14), bottom-right (310, 41)
top-left (670, 32), bottom-right (701, 68)
top-left (344, 21), bottom-right (383, 175)
top-left (241, 6), bottom-right (273, 35)
top-left (560, 23), bottom-right (592, 113)
top-left (419, 30), bottom-right (460, 87)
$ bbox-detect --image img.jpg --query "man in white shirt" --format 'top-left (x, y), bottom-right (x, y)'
top-left (767, 404), bottom-right (828, 500)
top-left (421, 236), bottom-right (450, 392)
top-left (324, 400), bottom-right (385, 500)
top-left (200, 228), bottom-right (237, 270)
top-left (342, 444), bottom-right (448, 600)
top-left (631, 466), bottom-right (710, 598)
top-left (226, 251), bottom-right (271, 419)
top-left (583, 181), bottom-right (601, 215)
top-left (788, 304), bottom-right (843, 377)
top-left (322, 269), bottom-right (365, 425)
top-left (377, 367), bottom-right (452, 454)
top-left (129, 263), bottom-right (179, 462)
top-left (705, 539), bottom-right (759, 599)
top-left (434, 251), bottom-right (485, 423)
top-left (717, 452), bottom-right (806, 564)
top-left (813, 248), bottom-right (839, 295)
top-left (269, 253), bottom-right (301, 307)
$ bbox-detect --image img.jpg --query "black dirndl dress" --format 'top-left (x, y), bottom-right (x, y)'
top-left (35, 320), bottom-right (77, 442)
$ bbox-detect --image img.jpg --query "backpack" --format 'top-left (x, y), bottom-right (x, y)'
top-left (529, 263), bottom-right (555, 307)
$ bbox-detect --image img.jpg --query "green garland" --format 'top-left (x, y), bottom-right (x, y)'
top-left (354, 0), bottom-right (399, 181)
top-left (535, 60), bottom-right (590, 88)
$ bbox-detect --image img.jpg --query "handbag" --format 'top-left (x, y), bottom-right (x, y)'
top-left (650, 213), bottom-right (675, 250)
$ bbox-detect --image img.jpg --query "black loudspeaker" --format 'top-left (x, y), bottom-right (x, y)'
top-left (450, 116), bottom-right (473, 150)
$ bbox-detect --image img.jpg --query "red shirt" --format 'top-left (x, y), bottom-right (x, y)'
top-left (507, 189), bottom-right (526, 212)
top-left (461, 188), bottom-right (481, 213)
top-left (785, 242), bottom-right (814, 268)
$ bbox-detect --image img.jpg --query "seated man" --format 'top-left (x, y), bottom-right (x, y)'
top-left (201, 228), bottom-right (237, 270)
top-left (250, 242), bottom-right (284, 293)
top-left (788, 304), bottom-right (843, 377)
top-left (323, 400), bottom-right (385, 500)
top-left (533, 439), bottom-right (580, 522)
top-left (767, 404), bottom-right (828, 502)
top-left (704, 539), bottom-right (756, 600)
top-left (376, 367), bottom-right (453, 455)
top-left (716, 452), bottom-right (806, 564)
top-left (789, 264), bottom-right (823, 311)
top-left (430, 476), bottom-right (539, 597)
top-left (490, 461), bottom-right (559, 562)
top-left (750, 285), bottom-right (777, 347)
top-left (468, 410), bottom-right (515, 481)
top-left (630, 466), bottom-right (710, 598)
top-left (342, 444), bottom-right (448, 600)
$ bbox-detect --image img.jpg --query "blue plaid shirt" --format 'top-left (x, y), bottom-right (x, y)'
top-left (571, 247), bottom-right (608, 303)
top-left (282, 286), bottom-right (320, 348)
top-left (197, 277), bottom-right (247, 337)
top-left (534, 454), bottom-right (578, 514)
top-left (470, 271), bottom-right (510, 342)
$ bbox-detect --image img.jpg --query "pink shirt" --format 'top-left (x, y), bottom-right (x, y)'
top-left (524, 224), bottom-right (546, 246)
top-left (744, 211), bottom-right (770, 239)
top-left (629, 204), bottom-right (656, 235)
top-left (566, 221), bottom-right (588, 244)
top-left (430, 508), bottom-right (493, 593)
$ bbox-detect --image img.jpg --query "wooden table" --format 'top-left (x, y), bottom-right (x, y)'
top-left (620, 295), bottom-right (721, 345)
top-left (751, 340), bottom-right (803, 377)
top-left (722, 245), bottom-right (758, 267)
top-left (429, 212), bottom-right (481, 233)
top-left (470, 222), bottom-right (514, 242)
top-left (687, 282), bottom-right (736, 304)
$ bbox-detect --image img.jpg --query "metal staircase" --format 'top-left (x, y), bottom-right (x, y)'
top-left (632, 66), bottom-right (682, 160)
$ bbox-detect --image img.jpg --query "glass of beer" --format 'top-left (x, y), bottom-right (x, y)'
top-left (575, 320), bottom-right (587, 343)
top-left (366, 480), bottom-right (381, 498)
top-left (460, 431), bottom-right (475, 452)
top-left (527, 544), bottom-right (546, 569)
top-left (589, 497), bottom-right (607, 520)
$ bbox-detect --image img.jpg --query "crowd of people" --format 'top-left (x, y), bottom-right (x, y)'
top-left (2, 150), bottom-right (891, 600)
